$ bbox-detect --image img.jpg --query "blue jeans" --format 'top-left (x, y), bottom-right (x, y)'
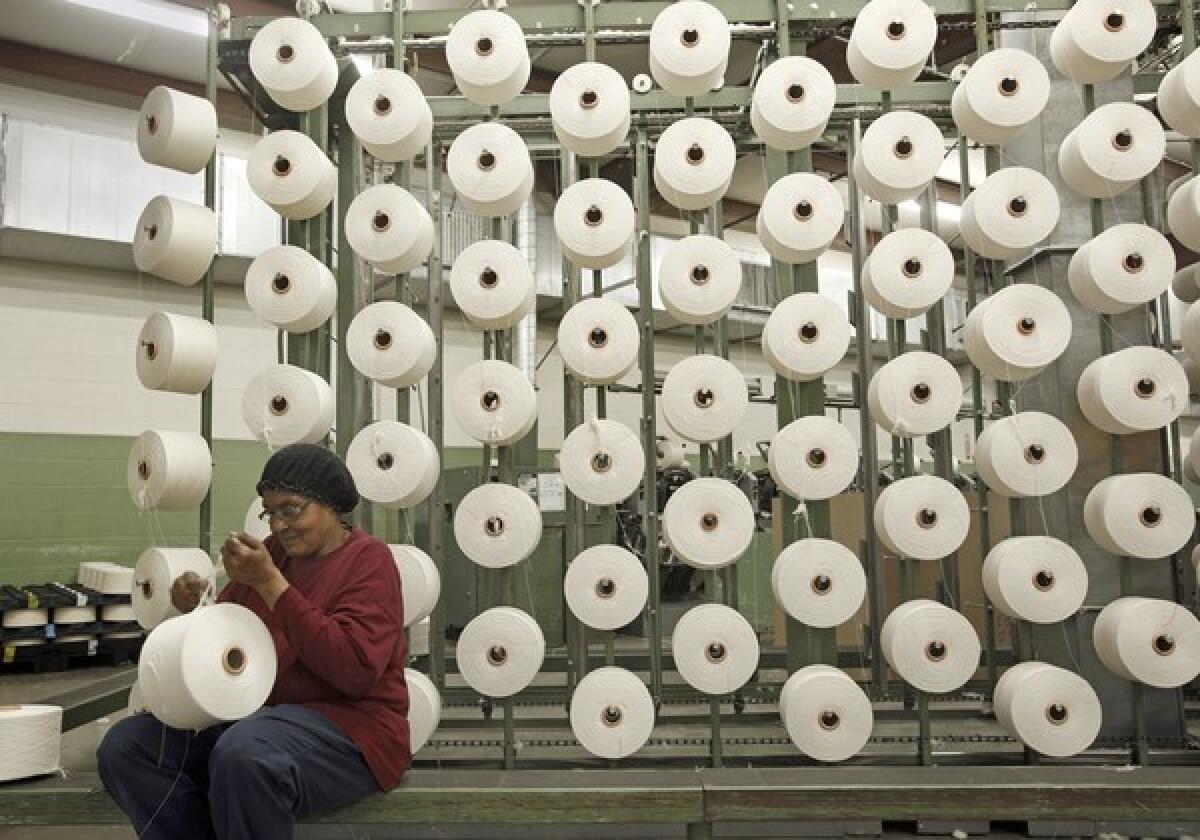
top-left (97, 705), bottom-right (380, 840)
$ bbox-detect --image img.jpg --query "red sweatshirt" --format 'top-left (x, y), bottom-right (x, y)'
top-left (218, 528), bottom-right (411, 790)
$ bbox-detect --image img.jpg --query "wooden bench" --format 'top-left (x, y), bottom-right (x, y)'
top-left (6, 765), bottom-right (1200, 836)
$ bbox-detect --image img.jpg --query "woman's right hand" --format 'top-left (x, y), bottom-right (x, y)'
top-left (170, 571), bottom-right (209, 614)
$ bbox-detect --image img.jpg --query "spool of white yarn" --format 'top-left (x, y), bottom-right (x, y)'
top-left (769, 417), bottom-right (858, 501)
top-left (661, 355), bottom-right (748, 442)
top-left (658, 235), bottom-right (742, 326)
top-left (244, 497), bottom-right (271, 542)
top-left (1094, 597), bottom-right (1200, 688)
top-left (1160, 51), bottom-right (1200, 138)
top-left (558, 298), bottom-right (640, 385)
top-left (658, 439), bottom-right (689, 468)
top-left (247, 130), bottom-right (336, 220)
top-left (993, 662), bottom-right (1101, 757)
top-left (1077, 347), bottom-right (1187, 435)
top-left (241, 365), bottom-right (334, 445)
top-left (2, 609), bottom-right (48, 628)
top-left (405, 669), bottom-right (442, 753)
top-left (950, 49), bottom-right (1050, 146)
top-left (772, 539), bottom-right (866, 629)
top-left (132, 547), bottom-right (214, 630)
top-left (982, 536), bottom-right (1087, 624)
top-left (100, 603), bottom-right (137, 622)
top-left (549, 62), bottom-right (631, 158)
top-left (446, 122), bottom-right (533, 217)
top-left (132, 196), bottom-right (217, 287)
top-left (244, 245), bottom-right (337, 333)
top-left (127, 430), bottom-right (212, 511)
top-left (963, 284), bottom-right (1071, 381)
top-left (446, 9), bottom-right (530, 107)
top-left (450, 240), bottom-right (536, 330)
top-left (1067, 224), bottom-right (1175, 315)
top-left (248, 17), bottom-right (337, 112)
top-left (0, 706), bottom-right (62, 782)
top-left (135, 312), bottom-right (218, 395)
top-left (1183, 354), bottom-right (1200, 398)
top-left (53, 606), bottom-right (97, 626)
top-left (77, 563), bottom-right (135, 596)
top-left (345, 69), bottom-right (432, 162)
top-left (455, 607), bottom-right (544, 697)
top-left (757, 173), bottom-right (844, 264)
top-left (345, 185), bottom-right (434, 274)
top-left (1168, 178), bottom-right (1200, 253)
top-left (137, 86), bottom-right (217, 174)
top-left (779, 666), bottom-right (873, 762)
top-left (454, 482), bottom-right (542, 569)
top-left (762, 293), bottom-right (851, 382)
top-left (846, 0), bottom-right (938, 90)
top-left (409, 618), bottom-right (431, 657)
top-left (1058, 104), bottom-right (1165, 199)
top-left (139, 604), bottom-right (276, 730)
top-left (653, 118), bottom-right (736, 211)
top-left (959, 167), bottom-right (1060, 261)
top-left (1083, 473), bottom-right (1194, 559)
top-left (661, 477), bottom-right (755, 569)
top-left (450, 360), bottom-right (537, 445)
top-left (560, 418), bottom-right (645, 506)
top-left (1173, 264), bottom-right (1200, 304)
top-left (874, 475), bottom-right (970, 560)
top-left (672, 603), bottom-right (759, 694)
top-left (861, 228), bottom-right (955, 319)
top-left (648, 0), bottom-right (730, 97)
top-left (346, 301), bottom-right (436, 389)
top-left (853, 111), bottom-right (945, 205)
top-left (1049, 0), bottom-right (1156, 84)
top-left (1185, 301), bottom-right (1200, 363)
top-left (570, 666), bottom-right (655, 759)
top-left (975, 412), bottom-right (1078, 498)
top-left (881, 600), bottom-right (981, 693)
top-left (390, 545), bottom-right (441, 627)
top-left (128, 681), bottom-right (148, 715)
top-left (1190, 427), bottom-right (1200, 482)
top-left (564, 545), bottom-right (648, 631)
top-left (347, 422), bottom-right (439, 509)
top-left (750, 56), bottom-right (836, 151)
top-left (867, 351), bottom-right (963, 437)
top-left (554, 178), bottom-right (636, 269)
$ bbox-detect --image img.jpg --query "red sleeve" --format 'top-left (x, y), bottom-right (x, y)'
top-left (270, 540), bottom-right (403, 698)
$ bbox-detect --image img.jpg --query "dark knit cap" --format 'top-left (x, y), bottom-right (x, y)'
top-left (256, 444), bottom-right (359, 514)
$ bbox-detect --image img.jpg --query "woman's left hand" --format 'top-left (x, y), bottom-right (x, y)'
top-left (222, 532), bottom-right (289, 606)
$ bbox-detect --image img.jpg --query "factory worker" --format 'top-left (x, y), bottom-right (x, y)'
top-left (98, 443), bottom-right (409, 840)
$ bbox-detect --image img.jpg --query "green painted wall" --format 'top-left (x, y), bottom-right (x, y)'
top-left (0, 433), bottom-right (779, 635)
top-left (0, 433), bottom-right (270, 585)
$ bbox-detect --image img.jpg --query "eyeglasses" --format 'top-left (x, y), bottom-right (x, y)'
top-left (258, 501), bottom-right (312, 523)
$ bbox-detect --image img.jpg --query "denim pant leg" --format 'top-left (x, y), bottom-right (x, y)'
top-left (208, 705), bottom-right (380, 840)
top-left (97, 712), bottom-right (227, 840)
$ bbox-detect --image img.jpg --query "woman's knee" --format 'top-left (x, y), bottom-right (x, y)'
top-left (97, 714), bottom-right (162, 778)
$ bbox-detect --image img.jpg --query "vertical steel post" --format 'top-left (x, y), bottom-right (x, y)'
top-left (848, 120), bottom-right (886, 693)
top-left (427, 142), bottom-right (447, 690)
top-left (199, 0), bottom-right (218, 555)
top-left (636, 127), bottom-right (664, 707)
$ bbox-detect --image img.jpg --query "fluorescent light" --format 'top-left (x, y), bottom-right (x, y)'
top-left (63, 0), bottom-right (208, 37)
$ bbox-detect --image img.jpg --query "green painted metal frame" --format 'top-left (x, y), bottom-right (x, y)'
top-left (198, 0), bottom-right (1200, 772)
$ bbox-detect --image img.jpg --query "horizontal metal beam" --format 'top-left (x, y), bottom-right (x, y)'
top-left (231, 0), bottom-right (1115, 40)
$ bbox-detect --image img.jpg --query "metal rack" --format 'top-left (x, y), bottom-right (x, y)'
top-left (211, 0), bottom-right (1200, 773)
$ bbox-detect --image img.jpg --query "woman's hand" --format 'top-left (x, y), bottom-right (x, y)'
top-left (221, 532), bottom-right (290, 608)
top-left (169, 571), bottom-right (209, 614)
